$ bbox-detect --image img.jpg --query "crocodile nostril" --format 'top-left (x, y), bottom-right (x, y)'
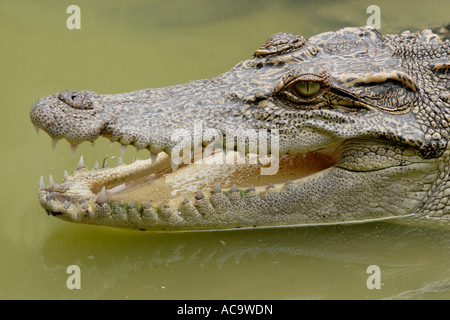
top-left (58, 90), bottom-right (94, 110)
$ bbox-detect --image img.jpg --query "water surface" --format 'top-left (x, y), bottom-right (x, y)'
top-left (1, 0), bottom-right (449, 299)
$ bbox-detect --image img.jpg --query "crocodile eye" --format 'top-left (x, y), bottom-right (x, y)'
top-left (292, 81), bottom-right (321, 97)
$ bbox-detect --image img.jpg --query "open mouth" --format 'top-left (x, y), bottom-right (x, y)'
top-left (36, 132), bottom-right (344, 230)
top-left (38, 138), bottom-right (342, 205)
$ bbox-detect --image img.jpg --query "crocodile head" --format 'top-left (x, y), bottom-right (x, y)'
top-left (30, 27), bottom-right (450, 231)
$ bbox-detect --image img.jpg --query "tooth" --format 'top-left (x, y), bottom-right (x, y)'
top-left (82, 202), bottom-right (89, 210)
top-left (71, 144), bottom-right (78, 157)
top-left (64, 170), bottom-right (69, 179)
top-left (150, 152), bottom-right (158, 166)
top-left (121, 144), bottom-right (127, 158)
top-left (39, 175), bottom-right (45, 188)
top-left (230, 184), bottom-right (238, 193)
top-left (110, 140), bottom-right (114, 148)
top-left (248, 185), bottom-right (255, 192)
top-left (93, 160), bottom-right (99, 170)
top-left (268, 183), bottom-right (275, 189)
top-left (212, 183), bottom-right (221, 194)
top-left (49, 174), bottom-right (55, 185)
top-left (196, 190), bottom-right (204, 200)
top-left (34, 125), bottom-right (40, 135)
top-left (300, 153), bottom-right (306, 159)
top-left (118, 157), bottom-right (123, 165)
top-left (52, 139), bottom-right (58, 150)
top-left (145, 200), bottom-right (151, 209)
top-left (285, 180), bottom-right (292, 185)
top-left (129, 201), bottom-right (135, 209)
top-left (102, 159), bottom-right (109, 169)
top-left (107, 183), bottom-right (126, 193)
top-left (182, 198), bottom-right (189, 205)
top-left (96, 186), bottom-right (107, 205)
top-left (63, 201), bottom-right (70, 209)
top-left (77, 155), bottom-right (85, 170)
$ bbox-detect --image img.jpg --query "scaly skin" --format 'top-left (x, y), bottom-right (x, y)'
top-left (30, 27), bottom-right (450, 231)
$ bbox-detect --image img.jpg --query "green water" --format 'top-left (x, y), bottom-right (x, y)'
top-left (1, 0), bottom-right (450, 299)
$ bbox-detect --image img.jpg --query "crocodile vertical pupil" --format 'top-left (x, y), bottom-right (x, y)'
top-left (293, 81), bottom-right (321, 97)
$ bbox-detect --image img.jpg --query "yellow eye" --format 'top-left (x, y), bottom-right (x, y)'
top-left (293, 81), bottom-right (321, 97)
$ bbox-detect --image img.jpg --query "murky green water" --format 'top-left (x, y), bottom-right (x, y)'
top-left (1, 0), bottom-right (449, 299)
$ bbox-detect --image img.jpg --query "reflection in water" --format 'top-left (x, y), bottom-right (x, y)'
top-left (41, 222), bottom-right (450, 299)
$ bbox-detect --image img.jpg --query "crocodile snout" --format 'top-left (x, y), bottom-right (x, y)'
top-left (30, 90), bottom-right (109, 145)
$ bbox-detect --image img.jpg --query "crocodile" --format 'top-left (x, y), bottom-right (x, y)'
top-left (30, 26), bottom-right (450, 231)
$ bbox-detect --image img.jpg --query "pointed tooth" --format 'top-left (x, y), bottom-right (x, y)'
top-left (212, 183), bottom-right (221, 194)
top-left (196, 189), bottom-right (204, 200)
top-left (110, 140), bottom-right (114, 148)
top-left (64, 170), bottom-right (69, 179)
top-left (34, 125), bottom-right (40, 135)
top-left (248, 185), bottom-right (255, 192)
top-left (96, 186), bottom-right (107, 205)
top-left (63, 201), bottom-right (70, 209)
top-left (39, 175), bottom-right (45, 189)
top-left (145, 200), bottom-right (151, 209)
top-left (71, 144), bottom-right (78, 157)
top-left (230, 184), bottom-right (238, 193)
top-left (82, 202), bottom-right (89, 210)
top-left (49, 174), bottom-right (55, 185)
top-left (76, 155), bottom-right (85, 170)
top-left (129, 200), bottom-right (135, 209)
top-left (150, 152), bottom-right (158, 166)
top-left (285, 180), bottom-right (292, 185)
top-left (118, 157), bottom-right (123, 165)
top-left (51, 139), bottom-right (58, 150)
top-left (93, 160), bottom-right (99, 170)
top-left (102, 159), bottom-right (108, 169)
top-left (268, 183), bottom-right (275, 189)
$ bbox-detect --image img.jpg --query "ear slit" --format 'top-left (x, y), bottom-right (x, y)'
top-left (340, 71), bottom-right (419, 93)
